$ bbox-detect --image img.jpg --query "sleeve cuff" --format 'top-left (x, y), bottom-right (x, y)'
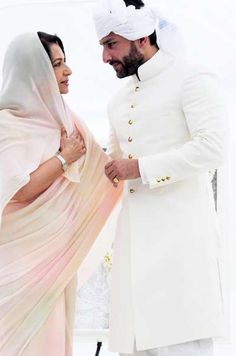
top-left (138, 158), bottom-right (148, 185)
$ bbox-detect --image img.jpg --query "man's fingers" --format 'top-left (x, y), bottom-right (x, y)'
top-left (111, 173), bottom-right (120, 181)
top-left (105, 162), bottom-right (122, 181)
top-left (105, 161), bottom-right (115, 170)
top-left (106, 170), bottom-right (120, 182)
top-left (105, 169), bottom-right (115, 179)
top-left (105, 165), bottom-right (116, 177)
top-left (105, 173), bottom-right (119, 187)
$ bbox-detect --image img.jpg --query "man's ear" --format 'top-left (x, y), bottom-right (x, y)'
top-left (138, 37), bottom-right (148, 48)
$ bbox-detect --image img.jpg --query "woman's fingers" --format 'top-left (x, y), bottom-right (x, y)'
top-left (60, 137), bottom-right (86, 164)
top-left (70, 130), bottom-right (86, 148)
top-left (70, 130), bottom-right (81, 140)
top-left (61, 127), bottom-right (67, 137)
top-left (60, 127), bottom-right (68, 150)
top-left (70, 130), bottom-right (78, 139)
top-left (61, 127), bottom-right (86, 163)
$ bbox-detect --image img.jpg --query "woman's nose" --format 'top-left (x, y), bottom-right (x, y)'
top-left (65, 64), bottom-right (72, 76)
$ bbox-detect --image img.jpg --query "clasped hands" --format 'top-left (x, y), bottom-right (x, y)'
top-left (105, 159), bottom-right (140, 187)
top-left (59, 127), bottom-right (86, 164)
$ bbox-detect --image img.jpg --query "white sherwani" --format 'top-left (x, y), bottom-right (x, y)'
top-left (107, 50), bottom-right (227, 354)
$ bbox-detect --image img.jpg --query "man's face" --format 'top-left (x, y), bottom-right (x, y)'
top-left (100, 33), bottom-right (144, 78)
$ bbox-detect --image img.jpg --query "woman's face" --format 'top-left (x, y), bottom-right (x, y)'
top-left (50, 43), bottom-right (72, 94)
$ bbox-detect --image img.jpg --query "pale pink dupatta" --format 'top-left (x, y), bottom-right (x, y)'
top-left (0, 33), bottom-right (122, 355)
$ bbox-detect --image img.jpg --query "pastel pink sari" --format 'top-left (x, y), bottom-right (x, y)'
top-left (0, 33), bottom-right (122, 355)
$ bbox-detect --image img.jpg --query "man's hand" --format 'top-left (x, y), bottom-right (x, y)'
top-left (105, 159), bottom-right (140, 187)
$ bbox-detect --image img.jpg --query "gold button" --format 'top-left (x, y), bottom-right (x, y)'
top-left (128, 137), bottom-right (133, 142)
top-left (166, 177), bottom-right (171, 180)
top-left (131, 104), bottom-right (134, 109)
top-left (157, 180), bottom-right (161, 183)
top-left (128, 119), bottom-right (133, 125)
top-left (128, 154), bottom-right (133, 159)
top-left (135, 86), bottom-right (140, 92)
top-left (161, 178), bottom-right (166, 182)
top-left (130, 189), bottom-right (135, 193)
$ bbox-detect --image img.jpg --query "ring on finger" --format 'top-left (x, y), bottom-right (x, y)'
top-left (112, 177), bottom-right (119, 184)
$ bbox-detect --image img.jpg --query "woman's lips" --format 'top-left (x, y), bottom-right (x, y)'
top-left (61, 79), bottom-right (69, 86)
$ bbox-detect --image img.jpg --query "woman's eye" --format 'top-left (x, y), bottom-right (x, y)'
top-left (53, 62), bottom-right (61, 67)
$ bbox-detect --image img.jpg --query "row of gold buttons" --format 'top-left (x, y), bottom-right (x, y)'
top-left (128, 85), bottom-right (140, 194)
top-left (156, 176), bottom-right (171, 183)
top-left (127, 85), bottom-right (138, 142)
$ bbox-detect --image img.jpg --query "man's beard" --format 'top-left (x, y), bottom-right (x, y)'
top-left (110, 43), bottom-right (144, 78)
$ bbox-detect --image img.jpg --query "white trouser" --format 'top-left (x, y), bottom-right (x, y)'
top-left (120, 339), bottom-right (213, 356)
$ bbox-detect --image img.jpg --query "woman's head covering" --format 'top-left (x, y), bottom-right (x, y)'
top-left (0, 32), bottom-right (80, 216)
top-left (0, 32), bottom-right (73, 133)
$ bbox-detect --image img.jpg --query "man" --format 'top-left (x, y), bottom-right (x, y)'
top-left (93, 1), bottom-right (227, 355)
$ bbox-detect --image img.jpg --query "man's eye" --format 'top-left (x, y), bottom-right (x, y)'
top-left (108, 42), bottom-right (116, 48)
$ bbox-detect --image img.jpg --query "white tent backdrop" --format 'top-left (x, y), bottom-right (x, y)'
top-left (0, 1), bottom-right (236, 355)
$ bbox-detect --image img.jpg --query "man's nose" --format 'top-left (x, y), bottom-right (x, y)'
top-left (103, 48), bottom-right (112, 63)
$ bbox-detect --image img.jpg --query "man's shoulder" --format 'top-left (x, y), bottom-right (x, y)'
top-left (170, 55), bottom-right (216, 81)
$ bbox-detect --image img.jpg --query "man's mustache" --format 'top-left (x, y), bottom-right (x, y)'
top-left (109, 60), bottom-right (123, 66)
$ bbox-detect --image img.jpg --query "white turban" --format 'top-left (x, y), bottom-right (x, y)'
top-left (93, 0), bottom-right (157, 41)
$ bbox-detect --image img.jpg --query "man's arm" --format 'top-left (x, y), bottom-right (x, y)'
top-left (105, 71), bottom-right (227, 187)
top-left (138, 71), bottom-right (227, 189)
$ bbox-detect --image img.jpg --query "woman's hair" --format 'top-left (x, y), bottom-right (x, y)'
top-left (123, 0), bottom-right (159, 48)
top-left (37, 31), bottom-right (66, 61)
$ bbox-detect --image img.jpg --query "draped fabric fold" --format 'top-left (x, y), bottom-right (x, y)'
top-left (0, 32), bottom-right (122, 355)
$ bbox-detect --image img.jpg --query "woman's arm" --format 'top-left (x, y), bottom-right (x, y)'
top-left (13, 129), bottom-right (86, 203)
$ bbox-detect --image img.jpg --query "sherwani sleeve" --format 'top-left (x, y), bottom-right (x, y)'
top-left (107, 105), bottom-right (123, 160)
top-left (138, 71), bottom-right (228, 189)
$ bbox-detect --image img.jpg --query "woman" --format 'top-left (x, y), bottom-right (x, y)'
top-left (0, 32), bottom-right (122, 355)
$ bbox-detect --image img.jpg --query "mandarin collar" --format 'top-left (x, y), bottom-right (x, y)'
top-left (132, 50), bottom-right (175, 83)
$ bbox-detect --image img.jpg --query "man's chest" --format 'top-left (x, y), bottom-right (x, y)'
top-left (110, 80), bottom-right (188, 155)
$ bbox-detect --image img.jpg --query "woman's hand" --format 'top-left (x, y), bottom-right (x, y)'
top-left (12, 127), bottom-right (86, 203)
top-left (60, 127), bottom-right (86, 165)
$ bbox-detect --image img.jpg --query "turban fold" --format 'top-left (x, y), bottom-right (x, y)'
top-left (93, 0), bottom-right (157, 41)
top-left (93, 0), bottom-right (185, 56)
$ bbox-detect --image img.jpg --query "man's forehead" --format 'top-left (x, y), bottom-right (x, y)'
top-left (99, 32), bottom-right (122, 45)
